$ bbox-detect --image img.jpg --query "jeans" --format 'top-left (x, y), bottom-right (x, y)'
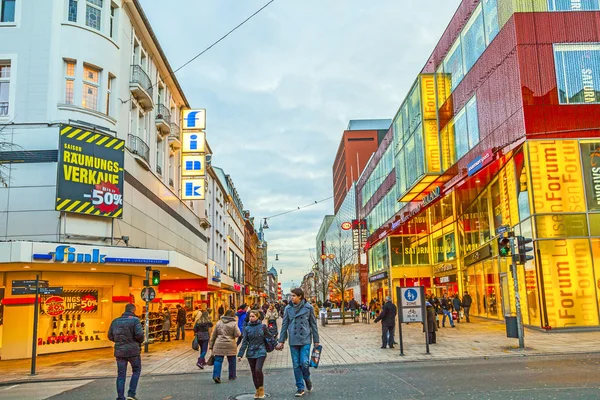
top-left (463, 306), bottom-right (471, 322)
top-left (290, 344), bottom-right (311, 390)
top-left (248, 356), bottom-right (266, 389)
top-left (198, 339), bottom-right (209, 361)
top-left (381, 324), bottom-right (395, 347)
top-left (442, 309), bottom-right (455, 327)
top-left (213, 355), bottom-right (236, 380)
top-left (175, 323), bottom-right (185, 340)
top-left (116, 356), bottom-right (141, 400)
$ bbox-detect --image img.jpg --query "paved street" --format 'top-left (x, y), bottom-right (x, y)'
top-left (2, 354), bottom-right (599, 399)
top-left (0, 317), bottom-right (599, 386)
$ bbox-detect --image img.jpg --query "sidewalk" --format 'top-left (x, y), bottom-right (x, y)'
top-left (0, 317), bottom-right (599, 385)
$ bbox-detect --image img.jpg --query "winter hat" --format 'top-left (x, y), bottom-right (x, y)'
top-left (125, 303), bottom-right (136, 313)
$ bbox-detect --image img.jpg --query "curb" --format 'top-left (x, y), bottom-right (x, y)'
top-left (0, 350), bottom-right (599, 387)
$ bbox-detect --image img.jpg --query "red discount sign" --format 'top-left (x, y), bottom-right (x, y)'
top-left (81, 294), bottom-right (98, 312)
top-left (45, 296), bottom-right (66, 316)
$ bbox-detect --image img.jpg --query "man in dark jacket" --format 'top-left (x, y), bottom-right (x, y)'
top-left (452, 295), bottom-right (462, 323)
top-left (374, 296), bottom-right (397, 349)
top-left (108, 303), bottom-right (144, 400)
top-left (175, 304), bottom-right (187, 340)
top-left (462, 291), bottom-right (473, 323)
top-left (218, 304), bottom-right (225, 319)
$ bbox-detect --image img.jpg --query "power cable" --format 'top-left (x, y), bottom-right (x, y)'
top-left (264, 196), bottom-right (333, 220)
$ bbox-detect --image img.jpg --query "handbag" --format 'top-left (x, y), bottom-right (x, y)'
top-left (192, 336), bottom-right (199, 351)
top-left (206, 354), bottom-right (215, 366)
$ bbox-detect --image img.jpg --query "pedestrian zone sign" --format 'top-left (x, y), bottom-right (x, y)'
top-left (401, 287), bottom-right (422, 307)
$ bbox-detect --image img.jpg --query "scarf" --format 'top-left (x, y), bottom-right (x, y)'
top-left (293, 300), bottom-right (305, 315)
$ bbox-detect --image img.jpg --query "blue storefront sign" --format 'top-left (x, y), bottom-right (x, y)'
top-left (33, 245), bottom-right (169, 265)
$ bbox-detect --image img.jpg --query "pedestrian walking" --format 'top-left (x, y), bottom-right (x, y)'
top-left (452, 294), bottom-right (462, 323)
top-left (235, 304), bottom-right (249, 345)
top-left (175, 304), bottom-right (187, 340)
top-left (276, 288), bottom-right (320, 397)
top-left (108, 303), bottom-right (144, 400)
top-left (462, 291), bottom-right (473, 322)
top-left (192, 306), bottom-right (200, 322)
top-left (218, 304), bottom-right (225, 319)
top-left (193, 311), bottom-right (213, 369)
top-left (265, 303), bottom-right (279, 338)
top-left (209, 309), bottom-right (241, 383)
top-left (425, 301), bottom-right (437, 344)
top-left (238, 310), bottom-right (273, 399)
top-left (374, 296), bottom-right (397, 349)
top-left (161, 307), bottom-right (171, 342)
top-left (440, 294), bottom-right (455, 328)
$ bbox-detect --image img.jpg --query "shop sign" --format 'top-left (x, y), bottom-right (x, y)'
top-left (56, 125), bottom-right (125, 218)
top-left (464, 245), bottom-right (492, 267)
top-left (369, 271), bottom-right (388, 283)
top-left (233, 283), bottom-right (242, 292)
top-left (212, 266), bottom-right (221, 283)
top-left (422, 186), bottom-right (441, 207)
top-left (41, 290), bottom-right (99, 315)
top-left (580, 141), bottom-right (600, 211)
top-left (467, 149), bottom-right (494, 176)
top-left (341, 222), bottom-right (352, 230)
top-left (182, 109), bottom-right (206, 131)
top-left (32, 244), bottom-right (169, 265)
top-left (400, 204), bottom-right (423, 224)
top-left (391, 220), bottom-right (401, 230)
top-left (434, 274), bottom-right (457, 284)
top-left (433, 263), bottom-right (456, 275)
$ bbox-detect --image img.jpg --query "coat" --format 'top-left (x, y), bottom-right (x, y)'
top-left (209, 316), bottom-right (241, 356)
top-left (193, 321), bottom-right (213, 341)
top-left (177, 308), bottom-right (187, 325)
top-left (265, 309), bottom-right (279, 321)
top-left (348, 299), bottom-right (358, 310)
top-left (374, 301), bottom-right (397, 326)
top-left (279, 300), bottom-right (320, 346)
top-left (452, 297), bottom-right (462, 312)
top-left (162, 310), bottom-right (171, 331)
top-left (108, 311), bottom-right (144, 358)
top-left (235, 310), bottom-right (248, 332)
top-left (462, 294), bottom-right (473, 307)
top-left (426, 305), bottom-right (437, 333)
top-left (238, 320), bottom-right (272, 359)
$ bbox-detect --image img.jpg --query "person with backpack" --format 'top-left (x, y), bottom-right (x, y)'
top-left (193, 311), bottom-right (213, 369)
top-left (238, 310), bottom-right (274, 399)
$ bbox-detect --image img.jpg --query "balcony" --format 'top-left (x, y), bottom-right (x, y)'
top-left (155, 104), bottom-right (171, 135)
top-left (129, 65), bottom-right (153, 110)
top-left (168, 122), bottom-right (181, 149)
top-left (128, 134), bottom-right (150, 169)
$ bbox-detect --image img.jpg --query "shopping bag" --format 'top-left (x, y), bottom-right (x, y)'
top-left (192, 336), bottom-right (199, 351)
top-left (206, 354), bottom-right (215, 366)
top-left (452, 311), bottom-right (458, 321)
top-left (309, 345), bottom-right (323, 368)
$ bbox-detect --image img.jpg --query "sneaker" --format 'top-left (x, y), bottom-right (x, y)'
top-left (213, 377), bottom-right (221, 384)
top-left (389, 345), bottom-right (395, 349)
top-left (126, 397), bottom-right (137, 400)
top-left (306, 380), bottom-right (313, 391)
top-left (295, 389), bottom-right (305, 397)
top-left (451, 325), bottom-right (456, 328)
top-left (380, 346), bottom-right (386, 349)
top-left (196, 361), bottom-right (204, 370)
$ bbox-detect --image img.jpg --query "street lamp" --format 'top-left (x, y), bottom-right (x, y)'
top-left (262, 218), bottom-right (269, 229)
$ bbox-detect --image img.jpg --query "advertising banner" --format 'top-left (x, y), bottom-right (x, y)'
top-left (41, 289), bottom-right (99, 315)
top-left (580, 140), bottom-right (600, 211)
top-left (56, 125), bottom-right (125, 218)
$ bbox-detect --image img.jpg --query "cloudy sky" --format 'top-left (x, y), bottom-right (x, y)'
top-left (145, 0), bottom-right (461, 293)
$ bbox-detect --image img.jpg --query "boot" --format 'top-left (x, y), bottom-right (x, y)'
top-left (196, 357), bottom-right (204, 369)
top-left (255, 386), bottom-right (265, 399)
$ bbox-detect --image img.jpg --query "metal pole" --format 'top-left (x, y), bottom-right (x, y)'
top-left (422, 286), bottom-right (429, 354)
top-left (396, 286), bottom-right (404, 356)
top-left (30, 275), bottom-right (40, 375)
top-left (144, 269), bottom-right (150, 353)
top-left (510, 237), bottom-right (525, 349)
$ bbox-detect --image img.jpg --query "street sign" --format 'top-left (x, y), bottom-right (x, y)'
top-left (400, 287), bottom-right (422, 308)
top-left (12, 286), bottom-right (62, 295)
top-left (495, 225), bottom-right (510, 235)
top-left (141, 287), bottom-right (156, 302)
top-left (13, 280), bottom-right (48, 288)
top-left (402, 308), bottom-right (423, 323)
top-left (396, 286), bottom-right (429, 356)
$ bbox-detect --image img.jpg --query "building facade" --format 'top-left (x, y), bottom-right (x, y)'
top-left (0, 0), bottom-right (214, 359)
top-left (359, 0), bottom-right (600, 330)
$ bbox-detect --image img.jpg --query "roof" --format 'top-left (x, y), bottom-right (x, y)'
top-left (346, 119), bottom-right (392, 131)
top-left (268, 267), bottom-right (278, 277)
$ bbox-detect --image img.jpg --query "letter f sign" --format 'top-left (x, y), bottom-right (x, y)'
top-left (185, 111), bottom-right (200, 128)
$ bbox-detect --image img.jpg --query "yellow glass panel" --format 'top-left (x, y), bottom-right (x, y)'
top-left (528, 140), bottom-right (586, 214)
top-left (590, 213), bottom-right (600, 236)
top-left (497, 0), bottom-right (548, 28)
top-left (537, 239), bottom-right (598, 328)
top-left (535, 214), bottom-right (588, 238)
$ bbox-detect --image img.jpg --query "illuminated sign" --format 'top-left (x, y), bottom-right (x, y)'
top-left (422, 186), bottom-right (441, 207)
top-left (369, 271), bottom-right (388, 282)
top-left (181, 178), bottom-right (205, 200)
top-left (467, 149), bottom-right (494, 176)
top-left (181, 155), bottom-right (206, 177)
top-left (182, 131), bottom-right (206, 153)
top-left (32, 245), bottom-right (169, 265)
top-left (182, 109), bottom-right (206, 130)
top-left (528, 140), bottom-right (586, 214)
top-left (421, 75), bottom-right (441, 173)
top-left (341, 222), bottom-right (352, 230)
top-left (56, 125), bottom-right (124, 218)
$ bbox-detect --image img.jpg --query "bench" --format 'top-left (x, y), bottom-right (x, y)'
top-left (321, 309), bottom-right (359, 325)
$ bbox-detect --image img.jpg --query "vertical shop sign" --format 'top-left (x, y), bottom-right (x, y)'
top-left (528, 140), bottom-right (586, 214)
top-left (537, 239), bottom-right (598, 328)
top-left (56, 125), bottom-right (125, 218)
top-left (181, 110), bottom-right (206, 200)
top-left (580, 141), bottom-right (600, 211)
top-left (421, 75), bottom-right (441, 173)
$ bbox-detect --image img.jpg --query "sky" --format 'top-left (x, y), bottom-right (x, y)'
top-left (144, 0), bottom-right (462, 293)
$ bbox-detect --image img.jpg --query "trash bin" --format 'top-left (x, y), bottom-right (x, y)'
top-left (505, 315), bottom-right (518, 338)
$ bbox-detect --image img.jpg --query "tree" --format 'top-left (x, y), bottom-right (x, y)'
top-left (327, 229), bottom-right (358, 325)
top-left (309, 252), bottom-right (330, 304)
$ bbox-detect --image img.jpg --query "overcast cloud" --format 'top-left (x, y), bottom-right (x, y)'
top-left (144, 0), bottom-right (462, 293)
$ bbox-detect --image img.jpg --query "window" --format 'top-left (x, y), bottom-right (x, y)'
top-left (82, 64), bottom-right (100, 110)
top-left (548, 0), bottom-right (600, 10)
top-left (450, 96), bottom-right (479, 161)
top-left (156, 138), bottom-right (163, 176)
top-left (554, 43), bottom-right (600, 104)
top-left (105, 73), bottom-right (114, 115)
top-left (461, 5), bottom-right (486, 72)
top-left (109, 2), bottom-right (117, 38)
top-left (65, 60), bottom-right (75, 104)
top-left (0, 63), bottom-right (10, 116)
top-left (68, 0), bottom-right (77, 22)
top-left (1, 0), bottom-right (15, 23)
top-left (443, 40), bottom-right (464, 91)
top-left (85, 0), bottom-right (102, 31)
top-left (483, 0), bottom-right (499, 43)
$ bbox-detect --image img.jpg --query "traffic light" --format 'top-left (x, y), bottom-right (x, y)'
top-left (517, 236), bottom-right (534, 264)
top-left (498, 237), bottom-right (511, 257)
top-left (151, 270), bottom-right (160, 285)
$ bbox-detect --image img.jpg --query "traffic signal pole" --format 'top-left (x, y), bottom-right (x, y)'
top-left (509, 237), bottom-right (525, 350)
top-left (144, 267), bottom-right (150, 353)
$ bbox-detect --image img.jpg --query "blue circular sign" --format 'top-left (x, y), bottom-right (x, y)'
top-left (404, 288), bottom-right (418, 302)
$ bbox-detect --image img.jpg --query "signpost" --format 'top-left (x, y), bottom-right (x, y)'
top-left (12, 286), bottom-right (63, 295)
top-left (141, 287), bottom-right (156, 302)
top-left (396, 286), bottom-right (429, 356)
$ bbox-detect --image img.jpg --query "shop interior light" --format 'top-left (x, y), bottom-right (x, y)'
top-left (101, 299), bottom-right (109, 302)
top-left (23, 266), bottom-right (30, 269)
top-left (90, 267), bottom-right (97, 271)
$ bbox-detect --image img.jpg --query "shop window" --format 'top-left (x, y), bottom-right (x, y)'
top-left (590, 213), bottom-right (600, 236)
top-left (491, 181), bottom-right (503, 231)
top-left (479, 191), bottom-right (491, 244)
top-left (514, 150), bottom-right (531, 222)
top-left (548, 0), bottom-right (600, 10)
top-left (554, 43), bottom-right (600, 104)
top-left (444, 225), bottom-right (457, 260)
top-left (461, 5), bottom-right (486, 72)
top-left (407, 84), bottom-right (421, 135)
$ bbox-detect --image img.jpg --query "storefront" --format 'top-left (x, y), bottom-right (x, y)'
top-left (368, 271), bottom-right (389, 304)
top-left (0, 241), bottom-right (207, 360)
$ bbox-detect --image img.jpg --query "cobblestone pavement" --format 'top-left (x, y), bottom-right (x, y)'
top-left (0, 317), bottom-right (599, 385)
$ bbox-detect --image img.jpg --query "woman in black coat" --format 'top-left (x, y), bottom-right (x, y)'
top-left (237, 310), bottom-right (272, 399)
top-left (426, 301), bottom-right (437, 344)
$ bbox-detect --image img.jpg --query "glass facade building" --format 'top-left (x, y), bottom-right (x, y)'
top-left (356, 0), bottom-right (600, 329)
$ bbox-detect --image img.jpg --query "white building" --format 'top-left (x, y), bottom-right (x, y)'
top-left (0, 0), bottom-right (209, 359)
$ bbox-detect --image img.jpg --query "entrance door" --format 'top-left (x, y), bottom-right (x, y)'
top-left (500, 273), bottom-right (511, 316)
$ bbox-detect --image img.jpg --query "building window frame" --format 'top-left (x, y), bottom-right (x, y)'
top-left (64, 60), bottom-right (76, 105)
top-left (0, 0), bottom-right (16, 23)
top-left (554, 43), bottom-right (600, 105)
top-left (0, 60), bottom-right (11, 117)
top-left (105, 73), bottom-right (114, 115)
top-left (82, 63), bottom-right (101, 111)
top-left (85, 0), bottom-right (102, 31)
top-left (67, 0), bottom-right (78, 22)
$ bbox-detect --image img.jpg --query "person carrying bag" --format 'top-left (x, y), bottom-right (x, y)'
top-left (209, 309), bottom-right (240, 383)
top-left (193, 311), bottom-right (213, 369)
top-left (238, 310), bottom-right (273, 399)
